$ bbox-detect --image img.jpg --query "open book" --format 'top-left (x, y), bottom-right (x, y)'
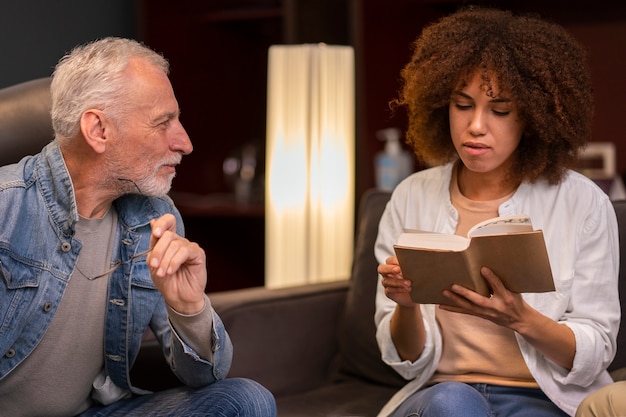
top-left (393, 215), bottom-right (555, 304)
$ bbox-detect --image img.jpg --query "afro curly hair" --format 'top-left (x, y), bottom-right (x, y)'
top-left (392, 6), bottom-right (593, 185)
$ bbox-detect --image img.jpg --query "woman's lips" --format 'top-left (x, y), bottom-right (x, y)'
top-left (462, 142), bottom-right (490, 156)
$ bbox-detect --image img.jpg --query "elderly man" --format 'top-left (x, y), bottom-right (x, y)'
top-left (0, 37), bottom-right (276, 417)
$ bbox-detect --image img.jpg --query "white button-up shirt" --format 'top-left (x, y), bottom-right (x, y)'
top-left (375, 163), bottom-right (620, 417)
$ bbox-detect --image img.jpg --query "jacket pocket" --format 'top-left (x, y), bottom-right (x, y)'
top-left (0, 249), bottom-right (43, 289)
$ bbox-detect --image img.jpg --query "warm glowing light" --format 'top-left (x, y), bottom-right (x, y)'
top-left (265, 44), bottom-right (355, 288)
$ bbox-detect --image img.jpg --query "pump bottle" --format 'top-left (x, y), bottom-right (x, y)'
top-left (374, 128), bottom-right (413, 191)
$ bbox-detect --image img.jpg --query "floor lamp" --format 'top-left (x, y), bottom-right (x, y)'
top-left (265, 43), bottom-right (355, 289)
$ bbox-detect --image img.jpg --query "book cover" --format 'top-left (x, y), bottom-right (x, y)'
top-left (393, 215), bottom-right (555, 304)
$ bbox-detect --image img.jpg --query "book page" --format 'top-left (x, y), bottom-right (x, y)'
top-left (468, 215), bottom-right (533, 237)
top-left (395, 230), bottom-right (469, 251)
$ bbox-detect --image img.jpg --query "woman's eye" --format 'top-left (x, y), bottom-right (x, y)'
top-left (492, 109), bottom-right (510, 116)
top-left (454, 103), bottom-right (472, 110)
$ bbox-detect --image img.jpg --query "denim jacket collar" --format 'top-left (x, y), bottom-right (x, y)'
top-left (36, 141), bottom-right (79, 239)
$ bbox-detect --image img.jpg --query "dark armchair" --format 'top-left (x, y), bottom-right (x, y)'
top-left (0, 77), bottom-right (53, 166)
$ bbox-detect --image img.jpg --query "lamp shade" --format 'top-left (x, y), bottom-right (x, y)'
top-left (265, 43), bottom-right (355, 289)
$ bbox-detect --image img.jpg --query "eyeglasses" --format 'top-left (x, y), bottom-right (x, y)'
top-left (80, 247), bottom-right (153, 280)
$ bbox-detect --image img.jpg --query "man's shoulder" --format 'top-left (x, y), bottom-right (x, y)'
top-left (0, 156), bottom-right (39, 198)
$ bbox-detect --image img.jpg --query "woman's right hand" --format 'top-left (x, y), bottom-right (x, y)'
top-left (378, 256), bottom-right (416, 307)
top-left (380, 256), bottom-right (426, 361)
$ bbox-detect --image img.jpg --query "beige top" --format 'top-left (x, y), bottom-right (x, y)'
top-left (428, 165), bottom-right (538, 387)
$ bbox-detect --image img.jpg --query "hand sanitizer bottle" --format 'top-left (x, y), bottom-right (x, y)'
top-left (375, 128), bottom-right (413, 191)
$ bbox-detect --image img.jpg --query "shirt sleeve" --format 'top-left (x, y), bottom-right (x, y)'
top-left (166, 294), bottom-right (214, 361)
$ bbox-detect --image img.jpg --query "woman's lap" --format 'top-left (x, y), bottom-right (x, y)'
top-left (390, 382), bottom-right (568, 417)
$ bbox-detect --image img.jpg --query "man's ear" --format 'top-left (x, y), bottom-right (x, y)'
top-left (80, 109), bottom-right (109, 154)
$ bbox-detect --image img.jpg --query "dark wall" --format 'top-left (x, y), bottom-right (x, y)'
top-left (0, 0), bottom-right (137, 88)
top-left (3, 0), bottom-right (626, 179)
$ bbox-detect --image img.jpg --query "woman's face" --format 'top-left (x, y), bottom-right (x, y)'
top-left (449, 72), bottom-right (524, 178)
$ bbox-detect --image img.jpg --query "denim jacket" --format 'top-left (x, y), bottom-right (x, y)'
top-left (0, 141), bottom-right (233, 393)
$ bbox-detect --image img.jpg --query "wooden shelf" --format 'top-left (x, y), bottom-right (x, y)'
top-left (170, 191), bottom-right (266, 293)
top-left (170, 192), bottom-right (264, 218)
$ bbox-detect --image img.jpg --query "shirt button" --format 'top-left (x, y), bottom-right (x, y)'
top-left (61, 242), bottom-right (71, 252)
top-left (43, 302), bottom-right (53, 312)
top-left (5, 348), bottom-right (16, 358)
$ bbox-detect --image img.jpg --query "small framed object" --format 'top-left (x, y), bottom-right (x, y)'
top-left (577, 142), bottom-right (616, 180)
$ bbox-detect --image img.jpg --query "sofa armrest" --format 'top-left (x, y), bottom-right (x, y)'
top-left (210, 280), bottom-right (349, 397)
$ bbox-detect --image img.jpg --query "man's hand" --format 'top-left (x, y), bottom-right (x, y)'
top-left (147, 214), bottom-right (207, 315)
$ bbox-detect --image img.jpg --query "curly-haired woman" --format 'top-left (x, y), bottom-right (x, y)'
top-left (374, 7), bottom-right (620, 417)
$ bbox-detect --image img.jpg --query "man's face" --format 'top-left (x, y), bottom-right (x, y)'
top-left (106, 57), bottom-right (193, 197)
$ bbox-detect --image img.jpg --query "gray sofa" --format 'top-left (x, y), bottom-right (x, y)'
top-left (203, 190), bottom-right (626, 416)
top-left (2, 77), bottom-right (625, 417)
top-left (136, 183), bottom-right (626, 416)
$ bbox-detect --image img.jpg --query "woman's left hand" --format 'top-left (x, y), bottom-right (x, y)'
top-left (438, 266), bottom-right (528, 329)
top-left (439, 266), bottom-right (575, 369)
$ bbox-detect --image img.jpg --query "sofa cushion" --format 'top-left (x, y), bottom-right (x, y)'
top-left (276, 379), bottom-right (399, 417)
top-left (332, 189), bottom-right (406, 388)
top-left (214, 283), bottom-right (348, 397)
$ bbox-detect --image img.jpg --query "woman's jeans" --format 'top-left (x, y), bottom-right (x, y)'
top-left (78, 377), bottom-right (277, 417)
top-left (390, 382), bottom-right (568, 417)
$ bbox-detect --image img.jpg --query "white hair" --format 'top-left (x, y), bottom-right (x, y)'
top-left (50, 37), bottom-right (169, 141)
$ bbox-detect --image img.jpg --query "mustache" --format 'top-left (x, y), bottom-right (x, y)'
top-left (163, 156), bottom-right (182, 166)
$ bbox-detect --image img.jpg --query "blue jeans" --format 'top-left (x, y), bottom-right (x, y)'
top-left (78, 378), bottom-right (277, 417)
top-left (390, 382), bottom-right (568, 417)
